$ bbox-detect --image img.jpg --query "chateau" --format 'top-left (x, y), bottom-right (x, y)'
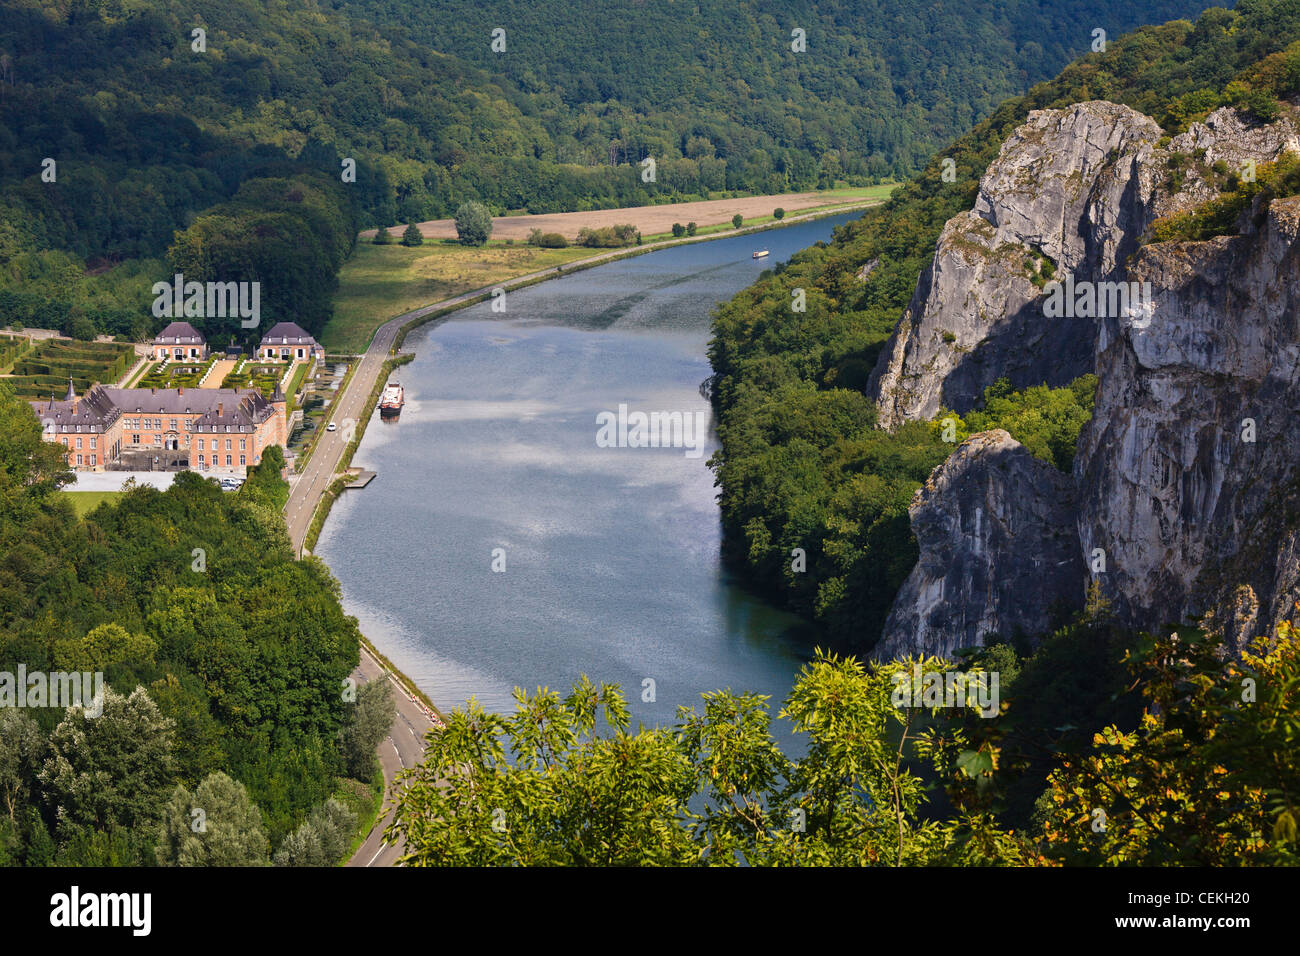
top-left (152, 321), bottom-right (209, 361)
top-left (153, 319), bottom-right (325, 362)
top-left (259, 322), bottom-right (325, 362)
top-left (35, 320), bottom-right (325, 475)
top-left (31, 380), bottom-right (287, 474)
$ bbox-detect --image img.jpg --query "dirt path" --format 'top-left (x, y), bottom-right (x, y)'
top-left (201, 358), bottom-right (238, 387)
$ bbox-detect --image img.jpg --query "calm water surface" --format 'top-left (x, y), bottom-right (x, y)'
top-left (316, 213), bottom-right (858, 739)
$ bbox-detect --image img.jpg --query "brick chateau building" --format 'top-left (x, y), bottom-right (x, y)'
top-left (32, 380), bottom-right (287, 474)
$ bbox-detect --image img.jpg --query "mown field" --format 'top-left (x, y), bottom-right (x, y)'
top-left (322, 241), bottom-right (593, 353)
top-left (59, 491), bottom-right (124, 516)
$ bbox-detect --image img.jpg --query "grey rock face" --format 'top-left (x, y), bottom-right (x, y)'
top-left (872, 430), bottom-right (1085, 661)
top-left (976, 102), bottom-right (1163, 277)
top-left (868, 102), bottom-right (1164, 429)
top-left (1076, 196), bottom-right (1300, 644)
top-left (871, 103), bottom-right (1300, 659)
top-left (1156, 107), bottom-right (1300, 220)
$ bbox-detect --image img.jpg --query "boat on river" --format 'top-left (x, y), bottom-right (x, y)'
top-left (379, 382), bottom-right (405, 419)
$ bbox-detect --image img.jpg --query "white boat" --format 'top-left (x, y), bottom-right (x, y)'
top-left (752, 249), bottom-right (769, 259)
top-left (379, 382), bottom-right (405, 419)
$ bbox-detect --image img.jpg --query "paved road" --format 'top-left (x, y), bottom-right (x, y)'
top-left (283, 317), bottom-right (403, 554)
top-left (347, 644), bottom-right (441, 868)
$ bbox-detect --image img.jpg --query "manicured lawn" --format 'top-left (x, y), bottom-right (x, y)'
top-left (61, 491), bottom-right (123, 517)
top-left (284, 361), bottom-right (310, 413)
top-left (322, 241), bottom-right (593, 353)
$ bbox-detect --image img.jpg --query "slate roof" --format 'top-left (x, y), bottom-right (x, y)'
top-left (259, 322), bottom-right (318, 346)
top-left (31, 384), bottom-right (281, 435)
top-left (32, 383), bottom-right (121, 433)
top-left (154, 321), bottom-right (205, 345)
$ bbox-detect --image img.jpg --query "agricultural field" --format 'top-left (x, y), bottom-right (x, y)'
top-left (357, 186), bottom-right (894, 242)
top-left (1, 338), bottom-right (135, 400)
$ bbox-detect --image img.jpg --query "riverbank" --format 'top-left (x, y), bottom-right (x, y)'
top-left (328, 199), bottom-right (886, 355)
top-left (315, 210), bottom-right (865, 867)
top-left (390, 201), bottom-right (884, 350)
top-left (357, 185), bottom-right (892, 243)
top-left (316, 212), bottom-right (855, 772)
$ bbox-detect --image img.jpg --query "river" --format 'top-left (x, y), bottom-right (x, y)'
top-left (315, 212), bottom-right (859, 741)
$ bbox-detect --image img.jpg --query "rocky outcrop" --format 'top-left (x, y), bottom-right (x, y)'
top-left (1075, 195), bottom-right (1300, 645)
top-left (872, 431), bottom-right (1085, 660)
top-left (872, 102), bottom-right (1300, 659)
top-left (868, 102), bottom-right (1163, 429)
top-left (1155, 107), bottom-right (1300, 220)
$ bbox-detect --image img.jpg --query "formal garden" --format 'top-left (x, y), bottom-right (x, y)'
top-left (135, 357), bottom-right (219, 390)
top-left (222, 359), bottom-right (311, 414)
top-left (2, 338), bottom-right (135, 400)
top-left (0, 333), bottom-right (33, 374)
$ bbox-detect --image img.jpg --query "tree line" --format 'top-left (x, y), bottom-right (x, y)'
top-left (388, 611), bottom-right (1300, 865)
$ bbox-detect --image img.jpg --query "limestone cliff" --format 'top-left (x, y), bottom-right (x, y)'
top-left (872, 430), bottom-right (1084, 661)
top-left (872, 101), bottom-right (1300, 659)
top-left (867, 102), bottom-right (1163, 430)
top-left (1077, 195), bottom-right (1300, 645)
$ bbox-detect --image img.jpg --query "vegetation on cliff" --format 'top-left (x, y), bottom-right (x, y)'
top-left (708, 0), bottom-right (1300, 649)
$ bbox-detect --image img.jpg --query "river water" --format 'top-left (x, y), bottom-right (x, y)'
top-left (316, 213), bottom-right (859, 739)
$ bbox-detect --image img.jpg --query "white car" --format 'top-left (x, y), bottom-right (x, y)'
top-left (326, 422), bottom-right (337, 432)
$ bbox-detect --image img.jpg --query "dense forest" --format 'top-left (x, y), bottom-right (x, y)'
top-left (0, 0), bottom-right (1214, 345)
top-left (708, 0), bottom-right (1300, 649)
top-left (0, 384), bottom-right (392, 865)
top-left (346, 0), bottom-right (1217, 180)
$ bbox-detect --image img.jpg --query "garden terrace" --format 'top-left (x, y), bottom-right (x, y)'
top-left (2, 339), bottom-right (134, 400)
top-left (136, 357), bottom-right (219, 390)
top-left (0, 334), bottom-right (33, 374)
top-left (222, 362), bottom-right (287, 400)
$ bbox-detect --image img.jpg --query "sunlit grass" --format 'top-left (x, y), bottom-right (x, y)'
top-left (323, 242), bottom-right (593, 353)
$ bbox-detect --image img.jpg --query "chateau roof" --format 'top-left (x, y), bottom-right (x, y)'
top-left (30, 385), bottom-right (277, 434)
top-left (103, 386), bottom-right (272, 421)
top-left (193, 390), bottom-right (276, 431)
top-left (260, 322), bottom-right (318, 346)
top-left (154, 321), bottom-right (205, 345)
top-left (32, 384), bottom-right (121, 433)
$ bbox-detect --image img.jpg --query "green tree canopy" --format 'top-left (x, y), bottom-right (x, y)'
top-left (454, 202), bottom-right (493, 246)
top-left (156, 771), bottom-right (270, 867)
